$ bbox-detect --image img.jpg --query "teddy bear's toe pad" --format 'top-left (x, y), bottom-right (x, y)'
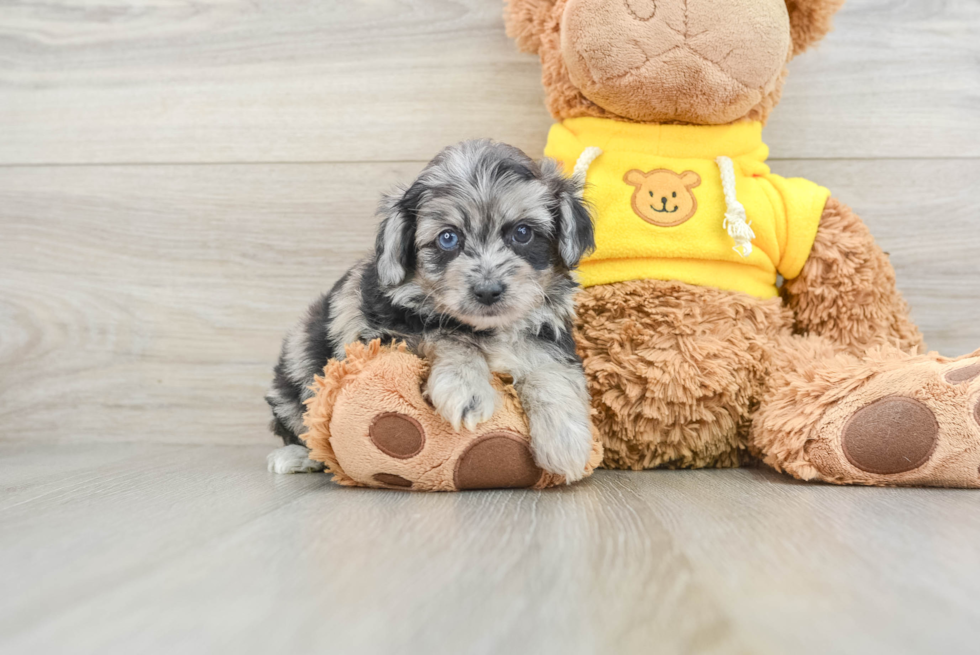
top-left (946, 360), bottom-right (980, 384)
top-left (454, 432), bottom-right (543, 490)
top-left (369, 412), bottom-right (425, 459)
top-left (841, 396), bottom-right (940, 475)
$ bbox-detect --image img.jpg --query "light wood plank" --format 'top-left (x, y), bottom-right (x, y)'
top-left (2, 442), bottom-right (978, 654)
top-left (0, 162), bottom-right (420, 445)
top-left (0, 443), bottom-right (752, 655)
top-left (619, 466), bottom-right (980, 655)
top-left (767, 0), bottom-right (980, 159)
top-left (0, 0), bottom-right (977, 165)
top-left (0, 442), bottom-right (326, 637)
top-left (1, 159), bottom-right (978, 446)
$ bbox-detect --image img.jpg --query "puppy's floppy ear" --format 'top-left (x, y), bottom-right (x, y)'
top-left (786, 0), bottom-right (846, 57)
top-left (504, 0), bottom-right (557, 55)
top-left (375, 181), bottom-right (424, 287)
top-left (540, 158), bottom-right (595, 269)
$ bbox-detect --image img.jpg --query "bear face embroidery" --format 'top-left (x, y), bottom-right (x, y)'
top-left (624, 169), bottom-right (702, 227)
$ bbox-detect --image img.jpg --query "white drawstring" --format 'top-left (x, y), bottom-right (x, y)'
top-left (573, 147), bottom-right (603, 184)
top-left (716, 156), bottom-right (754, 257)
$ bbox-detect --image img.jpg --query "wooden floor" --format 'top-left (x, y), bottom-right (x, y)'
top-left (1, 0), bottom-right (979, 653)
top-left (3, 443), bottom-right (980, 655)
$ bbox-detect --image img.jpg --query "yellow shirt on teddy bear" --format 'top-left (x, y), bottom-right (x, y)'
top-left (545, 118), bottom-right (831, 299)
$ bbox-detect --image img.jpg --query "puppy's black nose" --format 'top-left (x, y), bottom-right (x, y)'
top-left (472, 281), bottom-right (505, 306)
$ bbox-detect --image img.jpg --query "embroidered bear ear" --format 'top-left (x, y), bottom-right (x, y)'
top-left (623, 169), bottom-right (648, 187)
top-left (680, 171), bottom-right (702, 189)
top-left (503, 0), bottom-right (557, 55)
top-left (786, 0), bottom-right (846, 57)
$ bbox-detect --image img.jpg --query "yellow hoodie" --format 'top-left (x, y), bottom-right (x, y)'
top-left (545, 118), bottom-right (831, 299)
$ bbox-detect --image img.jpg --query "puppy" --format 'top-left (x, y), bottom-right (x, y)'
top-left (265, 140), bottom-right (596, 481)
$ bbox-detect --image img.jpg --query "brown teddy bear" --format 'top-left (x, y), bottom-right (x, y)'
top-left (503, 0), bottom-right (980, 487)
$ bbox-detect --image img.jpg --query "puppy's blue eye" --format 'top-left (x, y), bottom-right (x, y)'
top-left (437, 229), bottom-right (459, 251)
top-left (512, 224), bottom-right (533, 245)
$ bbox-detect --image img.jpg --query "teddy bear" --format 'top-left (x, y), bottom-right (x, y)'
top-left (502, 0), bottom-right (980, 487)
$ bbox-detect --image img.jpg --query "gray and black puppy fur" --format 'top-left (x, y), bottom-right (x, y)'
top-left (265, 139), bottom-right (596, 481)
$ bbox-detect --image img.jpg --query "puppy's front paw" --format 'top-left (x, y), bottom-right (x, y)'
top-left (267, 445), bottom-right (325, 474)
top-left (426, 369), bottom-right (499, 431)
top-left (528, 411), bottom-right (594, 483)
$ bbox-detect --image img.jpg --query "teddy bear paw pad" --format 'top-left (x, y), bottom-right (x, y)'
top-left (369, 412), bottom-right (425, 459)
top-left (945, 359), bottom-right (980, 385)
top-left (841, 396), bottom-right (939, 475)
top-left (454, 432), bottom-right (544, 490)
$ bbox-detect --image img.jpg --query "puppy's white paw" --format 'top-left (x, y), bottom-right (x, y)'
top-left (426, 369), bottom-right (499, 431)
top-left (528, 412), bottom-right (593, 483)
top-left (267, 444), bottom-right (325, 474)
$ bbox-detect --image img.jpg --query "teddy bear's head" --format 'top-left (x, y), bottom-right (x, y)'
top-left (505, 0), bottom-right (845, 125)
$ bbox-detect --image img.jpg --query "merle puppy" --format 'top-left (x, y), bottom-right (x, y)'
top-left (266, 140), bottom-right (596, 481)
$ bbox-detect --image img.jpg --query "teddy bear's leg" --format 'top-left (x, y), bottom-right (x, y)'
top-left (783, 198), bottom-right (925, 358)
top-left (752, 334), bottom-right (980, 488)
top-left (303, 342), bottom-right (602, 490)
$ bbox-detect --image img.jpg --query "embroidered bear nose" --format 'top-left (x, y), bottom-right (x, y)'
top-left (661, 197), bottom-right (668, 204)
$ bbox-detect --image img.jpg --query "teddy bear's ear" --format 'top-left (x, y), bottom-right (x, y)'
top-left (786, 0), bottom-right (847, 57)
top-left (504, 0), bottom-right (556, 55)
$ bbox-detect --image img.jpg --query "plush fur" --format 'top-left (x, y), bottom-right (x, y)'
top-left (786, 0), bottom-right (848, 56)
top-left (783, 198), bottom-right (925, 357)
top-left (507, 0), bottom-right (980, 487)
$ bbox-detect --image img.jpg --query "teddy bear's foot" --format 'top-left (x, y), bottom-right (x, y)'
top-left (300, 341), bottom-right (603, 491)
top-left (360, 413), bottom-right (543, 490)
top-left (757, 350), bottom-right (980, 487)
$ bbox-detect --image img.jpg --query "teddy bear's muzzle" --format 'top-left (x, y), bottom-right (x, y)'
top-left (559, 0), bottom-right (792, 124)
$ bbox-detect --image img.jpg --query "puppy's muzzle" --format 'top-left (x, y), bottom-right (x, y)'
top-left (471, 280), bottom-right (505, 306)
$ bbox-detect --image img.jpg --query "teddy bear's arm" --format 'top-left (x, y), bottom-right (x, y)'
top-left (782, 198), bottom-right (925, 357)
